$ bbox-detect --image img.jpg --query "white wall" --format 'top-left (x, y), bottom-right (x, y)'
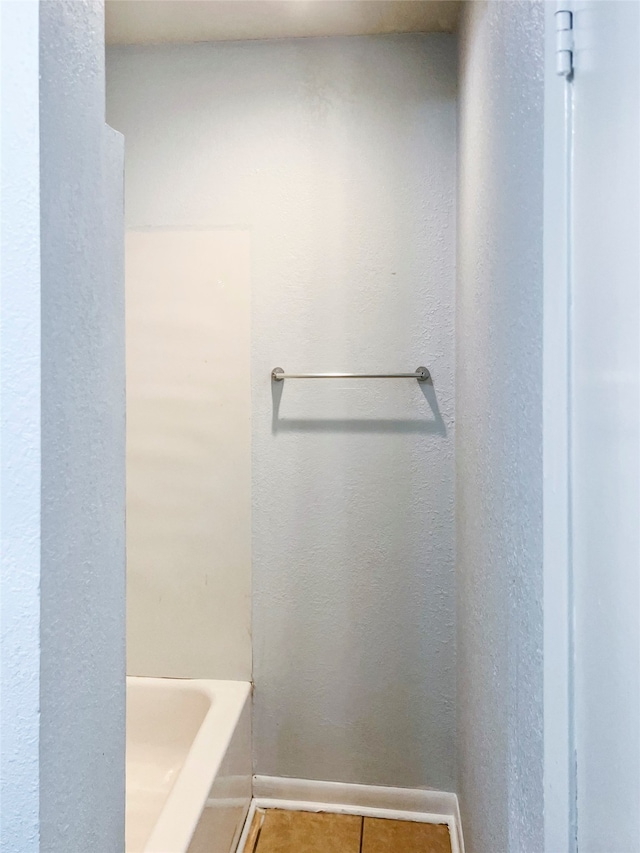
top-left (456, 2), bottom-right (544, 851)
top-left (126, 229), bottom-right (251, 679)
top-left (39, 2), bottom-right (126, 851)
top-left (107, 33), bottom-right (457, 789)
top-left (0, 2), bottom-right (41, 849)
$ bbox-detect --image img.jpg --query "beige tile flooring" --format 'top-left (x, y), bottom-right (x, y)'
top-left (244, 808), bottom-right (452, 853)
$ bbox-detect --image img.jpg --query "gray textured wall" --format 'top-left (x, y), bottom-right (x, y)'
top-left (39, 2), bottom-right (125, 850)
top-left (456, 2), bottom-right (544, 850)
top-left (0, 2), bottom-right (41, 849)
top-left (107, 33), bottom-right (458, 790)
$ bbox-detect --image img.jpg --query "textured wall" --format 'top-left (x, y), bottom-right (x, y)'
top-left (39, 2), bottom-right (126, 851)
top-left (456, 2), bottom-right (544, 851)
top-left (107, 33), bottom-right (457, 789)
top-left (0, 2), bottom-right (41, 849)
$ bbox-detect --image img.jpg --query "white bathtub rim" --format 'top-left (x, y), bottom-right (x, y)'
top-left (236, 777), bottom-right (465, 853)
top-left (130, 677), bottom-right (251, 853)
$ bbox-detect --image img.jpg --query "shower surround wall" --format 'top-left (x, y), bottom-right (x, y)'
top-left (125, 229), bottom-right (252, 680)
top-left (457, 2), bottom-right (544, 851)
top-left (107, 34), bottom-right (457, 790)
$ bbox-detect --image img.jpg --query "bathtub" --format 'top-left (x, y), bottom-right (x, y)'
top-left (126, 677), bottom-right (251, 853)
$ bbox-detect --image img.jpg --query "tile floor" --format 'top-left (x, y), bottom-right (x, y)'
top-left (244, 808), bottom-right (452, 853)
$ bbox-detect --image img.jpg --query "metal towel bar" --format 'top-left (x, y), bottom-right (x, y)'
top-left (271, 367), bottom-right (431, 382)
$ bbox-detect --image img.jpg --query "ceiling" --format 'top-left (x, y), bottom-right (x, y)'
top-left (105, 1), bottom-right (462, 46)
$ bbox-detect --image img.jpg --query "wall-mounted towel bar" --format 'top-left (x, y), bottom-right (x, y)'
top-left (271, 366), bottom-right (431, 382)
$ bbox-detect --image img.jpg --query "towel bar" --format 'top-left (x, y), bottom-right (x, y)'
top-left (271, 367), bottom-right (430, 382)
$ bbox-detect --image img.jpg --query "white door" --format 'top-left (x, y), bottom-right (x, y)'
top-left (571, 2), bottom-right (640, 850)
top-left (545, 3), bottom-right (640, 851)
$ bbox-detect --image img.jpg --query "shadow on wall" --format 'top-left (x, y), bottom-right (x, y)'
top-left (271, 377), bottom-right (446, 435)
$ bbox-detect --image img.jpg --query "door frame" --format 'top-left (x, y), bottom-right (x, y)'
top-left (543, 3), bottom-right (575, 852)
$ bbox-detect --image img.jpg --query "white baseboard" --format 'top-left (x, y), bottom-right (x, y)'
top-left (236, 776), bottom-right (464, 853)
